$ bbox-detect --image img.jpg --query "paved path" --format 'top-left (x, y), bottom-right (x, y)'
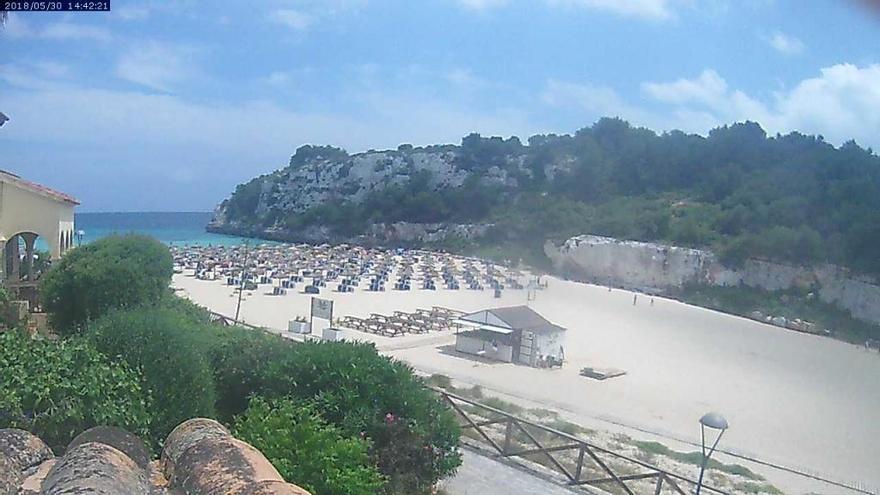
top-left (439, 448), bottom-right (591, 495)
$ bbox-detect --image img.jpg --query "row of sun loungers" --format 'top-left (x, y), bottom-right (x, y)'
top-left (173, 244), bottom-right (533, 298)
top-left (338, 306), bottom-right (466, 337)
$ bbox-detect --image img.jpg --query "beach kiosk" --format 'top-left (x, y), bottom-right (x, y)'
top-left (455, 306), bottom-right (566, 367)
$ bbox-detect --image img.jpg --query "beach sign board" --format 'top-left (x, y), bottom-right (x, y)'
top-left (311, 297), bottom-right (334, 321)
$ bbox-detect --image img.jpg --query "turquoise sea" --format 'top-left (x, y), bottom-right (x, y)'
top-left (73, 212), bottom-right (256, 247)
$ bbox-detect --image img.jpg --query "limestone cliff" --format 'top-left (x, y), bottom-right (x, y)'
top-left (208, 140), bottom-right (548, 245)
top-left (209, 120), bottom-right (880, 280)
top-left (545, 234), bottom-right (880, 326)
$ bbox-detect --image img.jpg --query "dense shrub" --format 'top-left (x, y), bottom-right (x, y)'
top-left (87, 306), bottom-right (217, 447)
top-left (0, 331), bottom-right (152, 452)
top-left (234, 397), bottom-right (385, 495)
top-left (0, 286), bottom-right (19, 329)
top-left (251, 341), bottom-right (461, 494)
top-left (39, 234), bottom-right (173, 335)
top-left (203, 328), bottom-right (460, 494)
top-left (206, 326), bottom-right (290, 420)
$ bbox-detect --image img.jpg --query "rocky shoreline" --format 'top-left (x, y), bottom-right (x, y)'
top-left (207, 220), bottom-right (490, 247)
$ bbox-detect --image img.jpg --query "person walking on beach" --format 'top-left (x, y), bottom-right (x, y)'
top-left (633, 294), bottom-right (637, 306)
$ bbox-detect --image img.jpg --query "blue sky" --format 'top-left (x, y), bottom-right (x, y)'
top-left (2, 0), bottom-right (880, 212)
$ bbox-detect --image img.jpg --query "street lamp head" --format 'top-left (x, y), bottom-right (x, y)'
top-left (696, 412), bottom-right (728, 495)
top-left (700, 412), bottom-right (729, 431)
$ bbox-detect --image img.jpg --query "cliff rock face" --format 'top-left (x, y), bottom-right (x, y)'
top-left (546, 234), bottom-right (880, 325)
top-left (208, 142), bottom-right (541, 244)
top-left (251, 149), bottom-right (468, 216)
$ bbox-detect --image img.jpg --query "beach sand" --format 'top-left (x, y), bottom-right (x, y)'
top-left (173, 273), bottom-right (880, 494)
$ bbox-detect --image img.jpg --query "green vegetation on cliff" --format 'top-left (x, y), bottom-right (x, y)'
top-left (219, 118), bottom-right (880, 277)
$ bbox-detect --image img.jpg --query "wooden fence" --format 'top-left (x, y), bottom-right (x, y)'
top-left (434, 387), bottom-right (729, 495)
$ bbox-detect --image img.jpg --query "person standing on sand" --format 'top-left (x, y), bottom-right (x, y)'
top-left (633, 294), bottom-right (637, 306)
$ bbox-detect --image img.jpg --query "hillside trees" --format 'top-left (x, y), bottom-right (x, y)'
top-left (220, 118), bottom-right (880, 275)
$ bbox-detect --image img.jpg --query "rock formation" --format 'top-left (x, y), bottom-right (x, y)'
top-left (207, 143), bottom-right (527, 245)
top-left (546, 234), bottom-right (880, 326)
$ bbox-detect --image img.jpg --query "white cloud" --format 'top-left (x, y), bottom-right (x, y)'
top-left (541, 79), bottom-right (670, 130)
top-left (0, 84), bottom-right (525, 153)
top-left (640, 64), bottom-right (880, 146)
top-left (764, 31), bottom-right (805, 55)
top-left (542, 64), bottom-right (880, 149)
top-left (270, 9), bottom-right (315, 30)
top-left (31, 61), bottom-right (70, 79)
top-left (771, 64), bottom-right (880, 144)
top-left (444, 68), bottom-right (489, 89)
top-left (0, 61), bottom-right (73, 90)
top-left (1, 15), bottom-right (112, 41)
top-left (545, 0), bottom-right (674, 20)
top-left (642, 69), bottom-right (733, 107)
top-left (42, 22), bottom-right (112, 41)
top-left (456, 0), bottom-right (509, 10)
top-left (115, 6), bottom-right (151, 21)
top-left (267, 1), bottom-right (367, 30)
top-left (263, 71), bottom-right (294, 86)
top-left (115, 42), bottom-right (199, 92)
top-left (456, 0), bottom-right (677, 19)
top-left (1, 13), bottom-right (34, 37)
top-left (0, 68), bottom-right (534, 209)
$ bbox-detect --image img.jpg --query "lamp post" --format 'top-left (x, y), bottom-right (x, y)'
top-left (234, 241), bottom-right (250, 324)
top-left (696, 412), bottom-right (728, 495)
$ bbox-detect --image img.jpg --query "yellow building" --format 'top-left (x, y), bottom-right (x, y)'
top-left (0, 170), bottom-right (78, 289)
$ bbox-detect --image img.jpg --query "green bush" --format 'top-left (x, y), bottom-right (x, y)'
top-left (0, 331), bottom-right (152, 452)
top-left (234, 397), bottom-right (385, 495)
top-left (205, 325), bottom-right (290, 420)
top-left (0, 286), bottom-right (19, 329)
top-left (39, 234), bottom-right (173, 335)
top-left (206, 332), bottom-right (461, 495)
top-left (256, 341), bottom-right (461, 494)
top-left (87, 306), bottom-right (217, 448)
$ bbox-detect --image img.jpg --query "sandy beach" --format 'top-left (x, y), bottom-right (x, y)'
top-left (173, 267), bottom-right (880, 494)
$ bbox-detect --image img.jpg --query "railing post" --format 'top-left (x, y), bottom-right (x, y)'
top-left (502, 419), bottom-right (513, 455)
top-left (574, 445), bottom-right (586, 482)
top-left (654, 474), bottom-right (664, 495)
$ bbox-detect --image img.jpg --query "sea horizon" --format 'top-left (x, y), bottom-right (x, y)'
top-left (72, 211), bottom-right (258, 247)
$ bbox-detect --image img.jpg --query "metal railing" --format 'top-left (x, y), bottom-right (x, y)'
top-left (434, 387), bottom-right (729, 495)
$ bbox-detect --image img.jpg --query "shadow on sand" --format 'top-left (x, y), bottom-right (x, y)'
top-left (436, 344), bottom-right (508, 366)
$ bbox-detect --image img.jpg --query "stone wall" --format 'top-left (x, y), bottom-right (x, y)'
top-left (545, 234), bottom-right (880, 325)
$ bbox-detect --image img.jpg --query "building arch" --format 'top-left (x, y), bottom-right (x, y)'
top-left (3, 231), bottom-right (45, 285)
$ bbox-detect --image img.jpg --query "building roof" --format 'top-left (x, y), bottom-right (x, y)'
top-left (461, 306), bottom-right (566, 335)
top-left (1, 419), bottom-right (312, 494)
top-left (0, 170), bottom-right (80, 205)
